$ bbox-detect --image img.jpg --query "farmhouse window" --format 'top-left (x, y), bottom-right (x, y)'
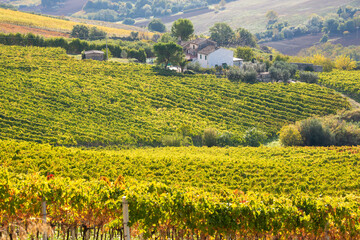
top-left (205, 56), bottom-right (207, 60)
top-left (200, 55), bottom-right (202, 59)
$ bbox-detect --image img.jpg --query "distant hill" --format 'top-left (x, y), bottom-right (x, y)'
top-left (0, 44), bottom-right (349, 147)
top-left (263, 32), bottom-right (360, 56)
top-left (168, 0), bottom-right (358, 34)
top-left (0, 8), bottom-right (153, 38)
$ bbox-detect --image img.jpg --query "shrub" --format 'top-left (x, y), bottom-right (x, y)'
top-left (340, 109), bottom-right (360, 122)
top-left (299, 71), bottom-right (319, 83)
top-left (320, 34), bottom-right (328, 43)
top-left (227, 67), bottom-right (243, 82)
top-left (269, 61), bottom-right (297, 81)
top-left (148, 19), bottom-right (166, 33)
top-left (162, 134), bottom-right (183, 146)
top-left (162, 134), bottom-right (193, 147)
top-left (187, 61), bottom-right (201, 72)
top-left (243, 69), bottom-right (257, 83)
top-left (279, 124), bottom-right (303, 146)
top-left (123, 18), bottom-right (135, 25)
top-left (335, 55), bottom-right (357, 70)
top-left (203, 128), bottom-right (218, 147)
top-left (243, 128), bottom-right (267, 147)
top-left (311, 54), bottom-right (334, 72)
top-left (299, 118), bottom-right (334, 146)
top-left (217, 131), bottom-right (240, 147)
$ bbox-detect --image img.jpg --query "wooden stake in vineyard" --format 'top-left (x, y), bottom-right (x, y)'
top-left (122, 196), bottom-right (130, 240)
top-left (42, 199), bottom-right (47, 240)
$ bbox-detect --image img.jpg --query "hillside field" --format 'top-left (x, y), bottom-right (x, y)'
top-left (170, 0), bottom-right (357, 34)
top-left (0, 8), bottom-right (153, 38)
top-left (3, 139), bottom-right (360, 238)
top-left (320, 70), bottom-right (360, 102)
top-left (0, 44), bottom-right (350, 147)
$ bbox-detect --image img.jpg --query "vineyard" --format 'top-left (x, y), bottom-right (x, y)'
top-left (319, 70), bottom-right (360, 102)
top-left (0, 45), bottom-right (350, 147)
top-left (2, 140), bottom-right (360, 238)
top-left (0, 8), bottom-right (152, 38)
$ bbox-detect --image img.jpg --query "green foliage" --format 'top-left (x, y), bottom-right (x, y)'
top-left (300, 43), bottom-right (360, 62)
top-left (235, 46), bottom-right (254, 61)
top-left (319, 70), bottom-right (360, 102)
top-left (320, 34), bottom-right (328, 43)
top-left (281, 110), bottom-right (360, 146)
top-left (89, 26), bottom-right (107, 40)
top-left (148, 19), bottom-right (166, 33)
top-left (171, 19), bottom-right (194, 41)
top-left (217, 131), bottom-right (239, 146)
top-left (269, 61), bottom-right (297, 81)
top-left (122, 18), bottom-right (135, 25)
top-left (209, 22), bottom-right (235, 46)
top-left (71, 25), bottom-right (89, 39)
top-left (3, 140), bottom-right (360, 237)
top-left (279, 124), bottom-right (303, 146)
top-left (153, 42), bottom-right (183, 68)
top-left (202, 128), bottom-right (218, 147)
top-left (299, 71), bottom-right (319, 83)
top-left (299, 118), bottom-right (334, 146)
top-left (161, 133), bottom-right (192, 146)
top-left (0, 45), bottom-right (349, 147)
top-left (234, 28), bottom-right (257, 47)
top-left (243, 127), bottom-right (267, 147)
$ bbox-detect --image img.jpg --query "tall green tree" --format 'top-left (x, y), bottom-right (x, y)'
top-left (71, 25), bottom-right (89, 39)
top-left (89, 27), bottom-right (107, 40)
top-left (171, 19), bottom-right (194, 41)
top-left (153, 42), bottom-right (183, 69)
top-left (148, 19), bottom-right (166, 32)
top-left (235, 46), bottom-right (254, 61)
top-left (235, 28), bottom-right (257, 47)
top-left (209, 22), bottom-right (234, 46)
top-left (266, 10), bottom-right (279, 24)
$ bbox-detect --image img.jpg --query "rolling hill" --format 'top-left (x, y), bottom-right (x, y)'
top-left (0, 8), bottom-right (153, 38)
top-left (0, 44), bottom-right (349, 147)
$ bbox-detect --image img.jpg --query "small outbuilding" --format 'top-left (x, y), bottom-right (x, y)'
top-left (83, 50), bottom-right (105, 61)
top-left (233, 58), bottom-right (244, 67)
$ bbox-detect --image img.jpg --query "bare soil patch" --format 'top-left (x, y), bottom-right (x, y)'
top-left (262, 34), bottom-right (322, 56)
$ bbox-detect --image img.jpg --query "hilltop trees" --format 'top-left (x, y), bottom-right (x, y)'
top-left (71, 25), bottom-right (90, 39)
top-left (171, 19), bottom-right (194, 41)
top-left (209, 23), bottom-right (235, 46)
top-left (148, 19), bottom-right (166, 32)
top-left (235, 28), bottom-right (257, 47)
top-left (70, 25), bottom-right (106, 40)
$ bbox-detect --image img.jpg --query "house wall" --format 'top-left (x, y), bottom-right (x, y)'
top-left (207, 48), bottom-right (234, 68)
top-left (197, 53), bottom-right (209, 68)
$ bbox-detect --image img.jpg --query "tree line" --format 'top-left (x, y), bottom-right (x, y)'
top-left (0, 32), bottom-right (147, 62)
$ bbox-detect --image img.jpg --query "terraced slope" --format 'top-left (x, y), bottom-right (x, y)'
top-left (320, 70), bottom-right (360, 102)
top-left (0, 45), bottom-right (349, 146)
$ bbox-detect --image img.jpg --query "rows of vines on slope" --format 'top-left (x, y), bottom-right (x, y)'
top-left (1, 167), bottom-right (360, 240)
top-left (319, 70), bottom-right (360, 102)
top-left (1, 140), bottom-right (360, 196)
top-left (0, 45), bottom-right (349, 147)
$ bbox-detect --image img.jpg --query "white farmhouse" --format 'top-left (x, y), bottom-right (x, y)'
top-left (197, 46), bottom-right (234, 68)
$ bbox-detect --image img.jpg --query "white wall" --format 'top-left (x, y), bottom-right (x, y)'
top-left (208, 48), bottom-right (233, 68)
top-left (197, 53), bottom-right (208, 68)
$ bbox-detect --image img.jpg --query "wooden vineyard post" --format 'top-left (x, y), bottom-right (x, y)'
top-left (42, 199), bottom-right (47, 240)
top-left (122, 196), bottom-right (130, 240)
